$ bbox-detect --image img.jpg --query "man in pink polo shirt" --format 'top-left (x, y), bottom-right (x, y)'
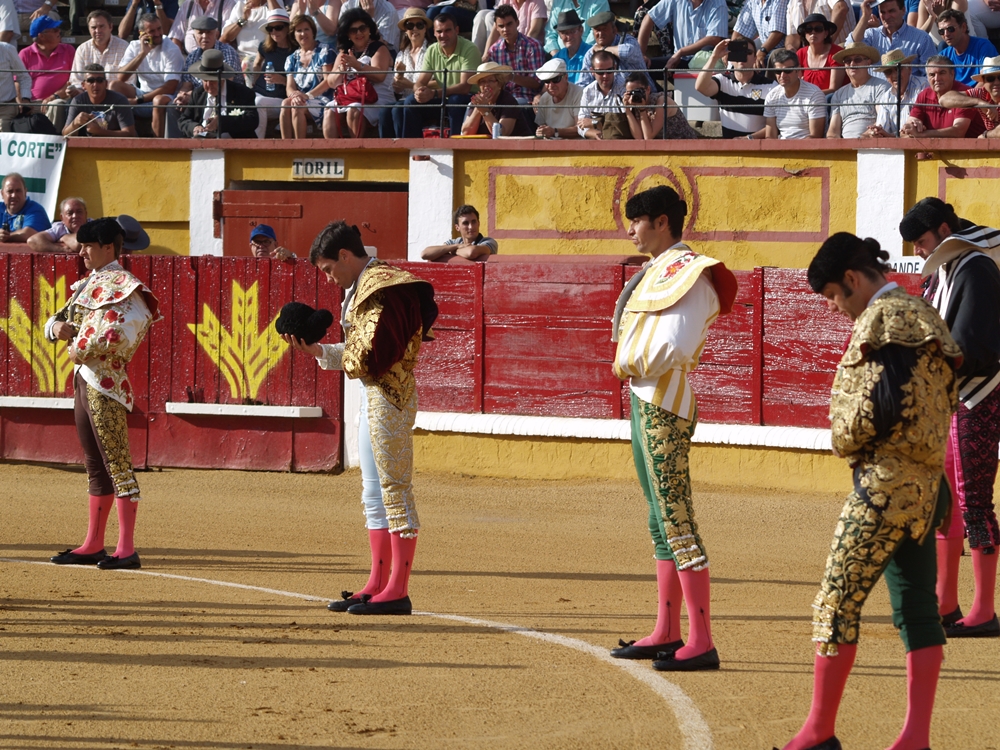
top-left (18, 15), bottom-right (75, 128)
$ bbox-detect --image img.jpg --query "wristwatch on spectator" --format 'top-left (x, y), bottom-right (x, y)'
top-left (237, 18), bottom-right (246, 26)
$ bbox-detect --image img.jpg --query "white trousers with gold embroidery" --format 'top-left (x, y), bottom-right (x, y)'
top-left (365, 383), bottom-right (420, 537)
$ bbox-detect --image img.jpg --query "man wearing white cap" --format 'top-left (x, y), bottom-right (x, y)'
top-left (939, 55), bottom-right (1000, 137)
top-left (534, 56), bottom-right (582, 137)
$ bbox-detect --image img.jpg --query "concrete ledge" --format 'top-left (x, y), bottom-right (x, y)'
top-left (0, 397), bottom-right (74, 410)
top-left (165, 403), bottom-right (323, 418)
top-left (414, 411), bottom-right (831, 451)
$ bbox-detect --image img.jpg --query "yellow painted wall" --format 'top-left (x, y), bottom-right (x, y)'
top-left (59, 150), bottom-right (191, 256)
top-left (413, 432), bottom-right (852, 493)
top-left (225, 150), bottom-right (409, 184)
top-left (913, 154), bottom-right (1000, 227)
top-left (454, 151), bottom-right (858, 270)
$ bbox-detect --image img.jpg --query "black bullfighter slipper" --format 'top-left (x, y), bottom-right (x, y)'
top-left (327, 591), bottom-right (362, 612)
top-left (96, 552), bottom-right (141, 570)
top-left (610, 638), bottom-right (684, 660)
top-left (652, 646), bottom-right (720, 672)
top-left (346, 594), bottom-right (412, 615)
top-left (772, 737), bottom-right (842, 750)
top-left (940, 606), bottom-right (963, 627)
top-left (50, 549), bottom-right (107, 565)
top-left (945, 613), bottom-right (999, 638)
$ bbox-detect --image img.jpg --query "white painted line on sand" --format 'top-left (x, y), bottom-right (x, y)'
top-left (1, 558), bottom-right (714, 750)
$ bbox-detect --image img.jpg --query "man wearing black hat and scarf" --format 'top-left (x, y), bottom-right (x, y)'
top-left (173, 47), bottom-right (258, 138)
top-left (899, 199), bottom-right (1000, 640)
top-left (44, 217), bottom-right (160, 571)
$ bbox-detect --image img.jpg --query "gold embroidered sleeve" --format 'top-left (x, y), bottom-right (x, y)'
top-left (830, 358), bottom-right (883, 459)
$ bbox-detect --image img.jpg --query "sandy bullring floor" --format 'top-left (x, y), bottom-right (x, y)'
top-left (1, 462), bottom-right (998, 750)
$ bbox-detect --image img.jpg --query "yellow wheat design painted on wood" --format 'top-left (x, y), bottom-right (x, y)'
top-left (0, 276), bottom-right (74, 394)
top-left (187, 280), bottom-right (288, 401)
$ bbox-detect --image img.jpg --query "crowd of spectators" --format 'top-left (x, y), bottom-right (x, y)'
top-left (1, 0), bottom-right (999, 139)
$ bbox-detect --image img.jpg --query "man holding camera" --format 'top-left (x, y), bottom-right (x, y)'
top-left (577, 48), bottom-right (625, 139)
top-left (111, 12), bottom-right (185, 137)
top-left (695, 38), bottom-right (776, 138)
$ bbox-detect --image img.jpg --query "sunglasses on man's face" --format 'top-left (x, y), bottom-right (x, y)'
top-left (938, 24), bottom-right (958, 34)
top-left (85, 77), bottom-right (107, 83)
top-left (545, 74), bottom-right (565, 84)
top-left (982, 73), bottom-right (1000, 83)
top-left (404, 21), bottom-right (426, 30)
top-left (266, 24), bottom-right (288, 31)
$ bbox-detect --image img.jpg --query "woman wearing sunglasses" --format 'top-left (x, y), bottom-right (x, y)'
top-left (378, 7), bottom-right (429, 136)
top-left (785, 0), bottom-right (856, 48)
top-left (252, 9), bottom-right (298, 138)
top-left (796, 13), bottom-right (846, 96)
top-left (324, 8), bottom-right (394, 137)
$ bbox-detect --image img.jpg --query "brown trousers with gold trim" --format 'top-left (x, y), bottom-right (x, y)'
top-left (73, 371), bottom-right (141, 499)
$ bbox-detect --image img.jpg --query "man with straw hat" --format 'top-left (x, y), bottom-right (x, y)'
top-left (174, 47), bottom-right (259, 137)
top-left (828, 40), bottom-right (888, 137)
top-left (461, 60), bottom-right (531, 135)
top-left (939, 55), bottom-right (1000, 138)
top-left (862, 48), bottom-right (923, 136)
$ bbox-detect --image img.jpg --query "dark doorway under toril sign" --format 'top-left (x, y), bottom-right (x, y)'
top-left (216, 184), bottom-right (408, 260)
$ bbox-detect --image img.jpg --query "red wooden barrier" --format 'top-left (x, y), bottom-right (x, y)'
top-left (1, 252), bottom-right (931, 472)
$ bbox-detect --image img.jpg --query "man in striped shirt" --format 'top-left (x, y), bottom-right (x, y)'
top-left (901, 198), bottom-right (1000, 640)
top-left (608, 185), bottom-right (737, 671)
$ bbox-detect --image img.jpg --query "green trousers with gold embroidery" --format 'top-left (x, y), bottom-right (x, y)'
top-left (630, 391), bottom-right (708, 570)
top-left (811, 471), bottom-right (949, 655)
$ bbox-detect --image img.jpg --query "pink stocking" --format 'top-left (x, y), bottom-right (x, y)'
top-left (783, 644), bottom-right (858, 750)
top-left (886, 645), bottom-right (942, 750)
top-left (112, 497), bottom-right (138, 558)
top-left (673, 567), bottom-right (713, 659)
top-left (960, 547), bottom-right (998, 626)
top-left (936, 537), bottom-right (963, 616)
top-left (72, 494), bottom-right (114, 555)
top-left (634, 559), bottom-right (683, 647)
top-left (357, 528), bottom-right (392, 597)
top-left (370, 533), bottom-right (416, 602)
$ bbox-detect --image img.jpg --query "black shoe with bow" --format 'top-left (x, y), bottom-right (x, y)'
top-left (610, 638), bottom-right (684, 660)
top-left (346, 594), bottom-right (412, 615)
top-left (50, 549), bottom-right (107, 565)
top-left (327, 591), bottom-right (363, 612)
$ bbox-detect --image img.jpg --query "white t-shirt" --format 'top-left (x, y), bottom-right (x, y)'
top-left (224, 0), bottom-right (270, 58)
top-left (763, 79), bottom-right (826, 139)
top-left (535, 82), bottom-right (583, 131)
top-left (0, 0), bottom-right (17, 37)
top-left (830, 76), bottom-right (890, 137)
top-left (120, 39), bottom-right (187, 91)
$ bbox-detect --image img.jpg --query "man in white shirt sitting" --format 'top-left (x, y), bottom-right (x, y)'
top-left (763, 47), bottom-right (827, 138)
top-left (577, 48), bottom-right (625, 139)
top-left (69, 11), bottom-right (130, 95)
top-left (533, 57), bottom-right (583, 138)
top-left (828, 40), bottom-right (889, 137)
top-left (111, 12), bottom-right (186, 136)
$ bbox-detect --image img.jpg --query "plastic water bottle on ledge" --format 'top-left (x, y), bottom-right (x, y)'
top-left (265, 61), bottom-right (275, 92)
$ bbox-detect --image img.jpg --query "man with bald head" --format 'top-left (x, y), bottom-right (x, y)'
top-left (1, 172), bottom-right (51, 243)
top-left (28, 197), bottom-right (89, 253)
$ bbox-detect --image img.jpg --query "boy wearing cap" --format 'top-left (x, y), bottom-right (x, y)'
top-left (827, 41), bottom-right (889, 137)
top-left (900, 197), bottom-right (1000, 640)
top-left (45, 217), bottom-right (160, 571)
top-left (249, 223), bottom-right (295, 259)
top-left (550, 10), bottom-right (592, 83)
top-left (609, 185), bottom-right (737, 673)
top-left (939, 55), bottom-right (1000, 137)
top-left (534, 56), bottom-right (582, 137)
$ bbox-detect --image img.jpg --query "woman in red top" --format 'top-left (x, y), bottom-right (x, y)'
top-left (795, 13), bottom-right (845, 95)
